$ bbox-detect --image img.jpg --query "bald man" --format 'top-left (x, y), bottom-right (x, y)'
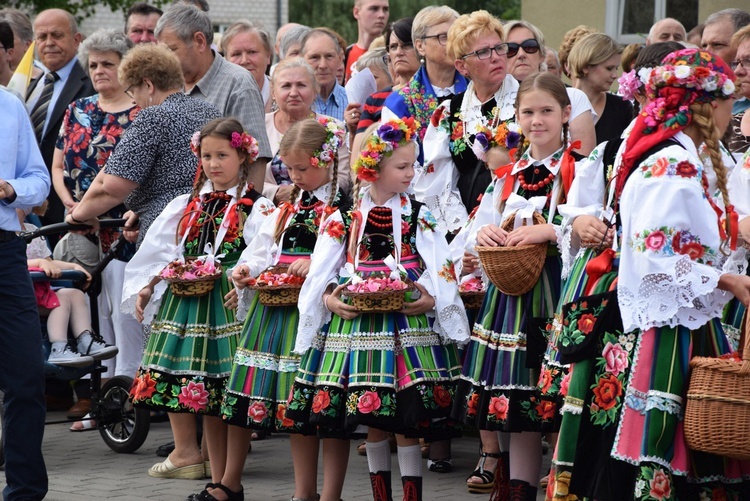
top-left (647, 18), bottom-right (686, 44)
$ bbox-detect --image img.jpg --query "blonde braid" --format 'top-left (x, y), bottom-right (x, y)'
top-left (692, 102), bottom-right (732, 253)
top-left (347, 177), bottom-right (363, 260)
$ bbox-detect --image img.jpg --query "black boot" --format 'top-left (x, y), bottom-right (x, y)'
top-left (369, 471), bottom-right (393, 501)
top-left (508, 479), bottom-right (538, 501)
top-left (401, 476), bottom-right (422, 501)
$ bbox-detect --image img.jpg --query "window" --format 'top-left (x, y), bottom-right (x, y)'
top-left (605, 0), bottom-right (698, 44)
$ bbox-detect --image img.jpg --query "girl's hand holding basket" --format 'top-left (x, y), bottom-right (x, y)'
top-left (324, 283), bottom-right (361, 320)
top-left (231, 264), bottom-right (253, 289)
top-left (287, 258), bottom-right (311, 279)
top-left (477, 224), bottom-right (508, 247)
top-left (400, 282), bottom-right (435, 316)
top-left (572, 215), bottom-right (615, 249)
top-left (504, 223), bottom-right (556, 247)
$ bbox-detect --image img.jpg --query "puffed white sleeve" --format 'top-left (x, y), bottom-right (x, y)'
top-left (416, 102), bottom-right (468, 233)
top-left (617, 146), bottom-right (733, 333)
top-left (415, 205), bottom-right (470, 344)
top-left (465, 179), bottom-right (505, 257)
top-left (233, 198), bottom-right (277, 320)
top-left (121, 194), bottom-right (191, 324)
top-left (557, 143), bottom-right (609, 277)
top-left (294, 209), bottom-right (348, 354)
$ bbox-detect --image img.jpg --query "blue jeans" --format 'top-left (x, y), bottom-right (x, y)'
top-left (0, 236), bottom-right (47, 500)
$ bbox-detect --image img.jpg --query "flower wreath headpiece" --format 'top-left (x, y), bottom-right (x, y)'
top-left (311, 117), bottom-right (346, 168)
top-left (640, 48), bottom-right (735, 134)
top-left (190, 130), bottom-right (260, 163)
top-left (618, 48), bottom-right (736, 195)
top-left (352, 117), bottom-right (419, 182)
top-left (617, 67), bottom-right (653, 101)
top-left (471, 121), bottom-right (523, 162)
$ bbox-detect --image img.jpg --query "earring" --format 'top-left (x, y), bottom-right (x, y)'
top-left (420, 56), bottom-right (425, 65)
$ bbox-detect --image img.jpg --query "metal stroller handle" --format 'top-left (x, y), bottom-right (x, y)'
top-left (19, 218), bottom-right (129, 243)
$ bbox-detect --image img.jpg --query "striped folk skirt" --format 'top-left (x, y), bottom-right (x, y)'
top-left (286, 264), bottom-right (462, 438)
top-left (221, 294), bottom-right (311, 433)
top-left (452, 255), bottom-right (562, 432)
top-left (130, 272), bottom-right (240, 415)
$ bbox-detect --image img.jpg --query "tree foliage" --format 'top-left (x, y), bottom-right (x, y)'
top-left (4, 0), bottom-right (166, 21)
top-left (289, 0), bottom-right (521, 46)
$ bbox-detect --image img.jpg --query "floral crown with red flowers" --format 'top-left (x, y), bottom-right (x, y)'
top-left (311, 117), bottom-right (346, 168)
top-left (640, 48), bottom-right (736, 133)
top-left (352, 117), bottom-right (419, 182)
top-left (190, 130), bottom-right (260, 163)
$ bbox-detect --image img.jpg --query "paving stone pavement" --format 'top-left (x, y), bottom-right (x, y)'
top-left (2, 411), bottom-right (548, 500)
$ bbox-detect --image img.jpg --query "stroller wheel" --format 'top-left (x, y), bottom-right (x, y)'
top-left (96, 376), bottom-right (150, 453)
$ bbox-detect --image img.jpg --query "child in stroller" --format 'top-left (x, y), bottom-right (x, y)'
top-left (20, 207), bottom-right (118, 367)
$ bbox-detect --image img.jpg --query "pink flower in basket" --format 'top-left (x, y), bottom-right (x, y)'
top-left (460, 277), bottom-right (484, 293)
top-left (182, 271), bottom-right (197, 280)
top-left (347, 276), bottom-right (409, 293)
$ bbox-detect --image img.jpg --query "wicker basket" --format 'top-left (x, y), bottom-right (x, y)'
top-left (165, 266), bottom-right (221, 297)
top-left (476, 211), bottom-right (548, 296)
top-left (460, 290), bottom-right (486, 309)
top-left (164, 210), bottom-right (223, 297)
top-left (684, 316), bottom-right (750, 460)
top-left (346, 280), bottom-right (414, 313)
top-left (248, 265), bottom-right (303, 307)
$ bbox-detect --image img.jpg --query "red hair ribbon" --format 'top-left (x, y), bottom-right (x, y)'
top-left (560, 140), bottom-right (581, 198)
top-left (494, 162), bottom-right (516, 202)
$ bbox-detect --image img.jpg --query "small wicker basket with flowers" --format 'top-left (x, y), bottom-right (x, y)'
top-left (160, 211), bottom-right (223, 297)
top-left (247, 265), bottom-right (305, 306)
top-left (344, 273), bottom-right (414, 313)
top-left (459, 275), bottom-right (486, 309)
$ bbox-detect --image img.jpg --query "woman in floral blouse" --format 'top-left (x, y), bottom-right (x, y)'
top-left (51, 29), bottom-right (142, 413)
top-left (381, 5), bottom-right (468, 165)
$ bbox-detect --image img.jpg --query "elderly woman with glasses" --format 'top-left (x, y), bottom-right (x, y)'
top-left (381, 5), bottom-right (467, 159)
top-left (723, 25), bottom-right (750, 153)
top-left (504, 20), bottom-right (596, 156)
top-left (416, 10), bottom-right (518, 234)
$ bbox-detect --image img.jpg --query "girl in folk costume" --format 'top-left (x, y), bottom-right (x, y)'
top-left (219, 117), bottom-right (351, 501)
top-left (540, 42), bottom-right (684, 500)
top-left (123, 118), bottom-right (274, 490)
top-left (552, 49), bottom-right (750, 501)
top-left (451, 72), bottom-right (583, 500)
top-left (286, 118), bottom-right (470, 501)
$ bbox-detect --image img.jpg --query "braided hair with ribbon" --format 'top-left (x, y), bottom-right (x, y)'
top-left (274, 117), bottom-right (346, 242)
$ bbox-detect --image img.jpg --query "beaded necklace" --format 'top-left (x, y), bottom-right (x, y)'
top-left (367, 206), bottom-right (393, 229)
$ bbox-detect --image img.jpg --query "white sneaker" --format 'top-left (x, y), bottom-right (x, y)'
top-left (77, 331), bottom-right (119, 361)
top-left (48, 345), bottom-right (94, 368)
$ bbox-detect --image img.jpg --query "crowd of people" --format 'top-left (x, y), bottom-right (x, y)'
top-left (3, 1), bottom-right (750, 501)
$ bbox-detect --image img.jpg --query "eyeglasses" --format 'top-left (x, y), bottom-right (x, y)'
top-left (506, 39), bottom-right (540, 58)
top-left (387, 42), bottom-right (413, 53)
top-left (422, 33), bottom-right (448, 46)
top-left (730, 58), bottom-right (750, 71)
top-left (462, 43), bottom-right (509, 60)
top-left (124, 84), bottom-right (136, 99)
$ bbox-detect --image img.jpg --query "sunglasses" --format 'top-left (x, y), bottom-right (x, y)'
top-left (506, 39), bottom-right (540, 58)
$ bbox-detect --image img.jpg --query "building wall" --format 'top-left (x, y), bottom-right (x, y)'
top-left (78, 0), bottom-right (287, 40)
top-left (520, 0), bottom-right (607, 58)
top-left (522, 0), bottom-right (750, 55)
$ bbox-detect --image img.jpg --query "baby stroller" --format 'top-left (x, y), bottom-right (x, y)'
top-left (19, 219), bottom-right (150, 454)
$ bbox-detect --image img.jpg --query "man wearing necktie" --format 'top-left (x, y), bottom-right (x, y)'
top-left (27, 9), bottom-right (94, 225)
